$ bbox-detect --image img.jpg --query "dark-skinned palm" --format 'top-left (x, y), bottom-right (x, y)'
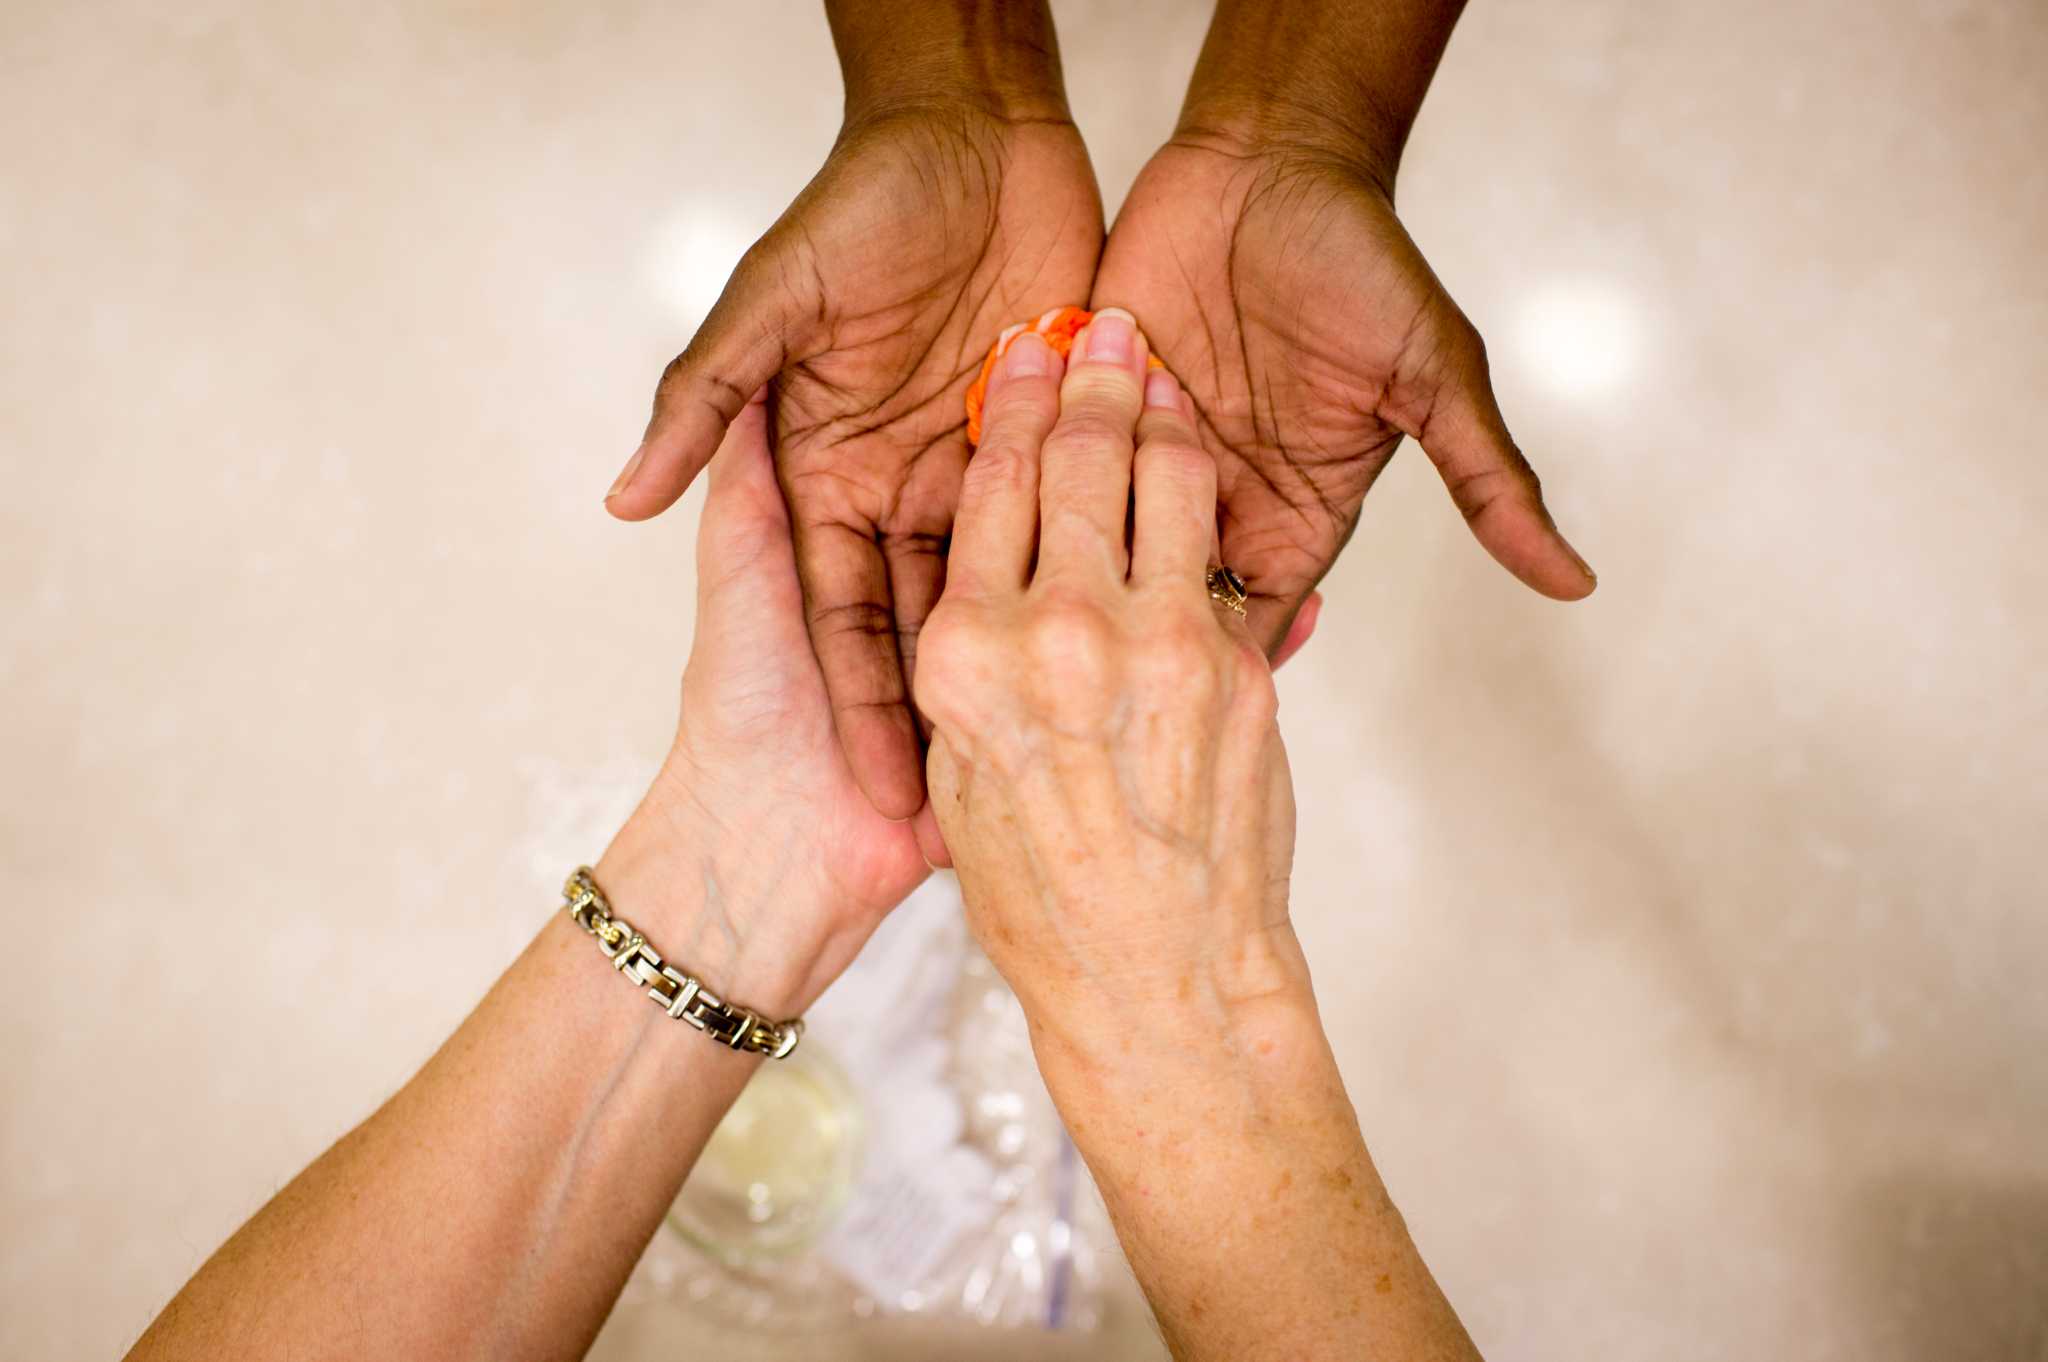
top-left (1090, 140), bottom-right (1595, 653)
top-left (609, 107), bottom-right (1103, 824)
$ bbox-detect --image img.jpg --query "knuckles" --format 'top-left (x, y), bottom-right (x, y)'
top-left (1136, 436), bottom-right (1210, 479)
top-left (1134, 437), bottom-right (1217, 501)
top-left (924, 589), bottom-right (1281, 725)
top-left (1042, 407), bottom-right (1136, 459)
top-left (913, 602), bottom-right (1002, 730)
top-left (981, 377), bottom-right (1061, 435)
top-left (657, 351), bottom-right (690, 394)
top-left (919, 580), bottom-right (1282, 772)
top-left (1060, 361), bottom-right (1145, 407)
top-left (1022, 592), bottom-right (1120, 696)
top-left (1126, 602), bottom-right (1226, 709)
top-left (958, 436), bottom-right (1035, 506)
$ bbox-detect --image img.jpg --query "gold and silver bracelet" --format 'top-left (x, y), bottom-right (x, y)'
top-left (561, 866), bottom-right (804, 1060)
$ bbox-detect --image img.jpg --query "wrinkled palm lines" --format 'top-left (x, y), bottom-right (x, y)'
top-left (777, 115), bottom-right (1081, 746)
top-left (1155, 160), bottom-right (1406, 621)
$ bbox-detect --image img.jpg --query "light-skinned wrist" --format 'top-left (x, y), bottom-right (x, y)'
top-left (1027, 973), bottom-right (1338, 1138)
top-left (591, 765), bottom-right (840, 1021)
top-left (999, 920), bottom-right (1324, 1085)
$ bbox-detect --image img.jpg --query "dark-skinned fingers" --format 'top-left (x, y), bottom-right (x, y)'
top-left (788, 514), bottom-right (926, 821)
top-left (1131, 367), bottom-right (1216, 586)
top-left (1240, 590), bottom-right (1300, 659)
top-left (882, 527), bottom-right (948, 742)
top-left (1417, 323), bottom-right (1597, 601)
top-left (1269, 592), bottom-right (1322, 672)
top-left (1035, 308), bottom-right (1150, 583)
top-left (948, 332), bottom-right (1063, 597)
top-left (607, 242), bottom-right (805, 523)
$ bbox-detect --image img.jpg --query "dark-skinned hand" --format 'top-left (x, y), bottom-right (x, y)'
top-left (1090, 136), bottom-right (1596, 654)
top-left (606, 105), bottom-right (1102, 840)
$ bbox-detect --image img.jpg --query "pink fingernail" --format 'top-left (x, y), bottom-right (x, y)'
top-left (1081, 308), bottom-right (1135, 365)
top-left (606, 441), bottom-right (647, 501)
top-left (1004, 331), bottom-right (1054, 379)
top-left (1144, 368), bottom-right (1180, 409)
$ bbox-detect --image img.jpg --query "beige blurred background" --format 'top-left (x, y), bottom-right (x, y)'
top-left (4, 1), bottom-right (2045, 1358)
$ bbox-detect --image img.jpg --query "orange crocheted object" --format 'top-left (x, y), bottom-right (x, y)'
top-left (964, 306), bottom-right (1165, 446)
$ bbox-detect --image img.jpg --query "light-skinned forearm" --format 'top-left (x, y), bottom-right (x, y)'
top-left (1027, 931), bottom-right (1482, 1362)
top-left (125, 798), bottom-right (840, 1362)
top-left (1180, 0), bottom-right (1468, 187)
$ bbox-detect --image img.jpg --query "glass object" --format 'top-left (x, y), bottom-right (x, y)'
top-left (666, 1042), bottom-right (863, 1265)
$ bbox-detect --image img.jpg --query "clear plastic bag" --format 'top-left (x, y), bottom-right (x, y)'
top-left (624, 876), bottom-right (1110, 1336)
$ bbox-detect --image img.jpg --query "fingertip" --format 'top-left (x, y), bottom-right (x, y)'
top-left (868, 780), bottom-right (928, 824)
top-left (980, 333), bottom-right (1066, 433)
top-left (1560, 536), bottom-right (1598, 595)
top-left (848, 717), bottom-right (929, 823)
top-left (1514, 528), bottom-right (1598, 601)
top-left (1550, 565), bottom-right (1599, 601)
top-left (1271, 592), bottom-right (1323, 672)
top-left (1074, 307), bottom-right (1150, 380)
top-left (911, 802), bottom-right (952, 869)
top-left (605, 441), bottom-right (649, 507)
top-left (622, 294), bottom-right (784, 518)
top-left (1541, 574), bottom-right (1598, 602)
top-left (1456, 477), bottom-right (1599, 601)
top-left (605, 404), bottom-right (724, 520)
top-left (602, 443), bottom-right (690, 521)
top-left (1000, 330), bottom-right (1056, 385)
top-left (1143, 368), bottom-right (1181, 410)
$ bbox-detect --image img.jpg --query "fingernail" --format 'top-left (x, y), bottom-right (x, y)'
top-left (1003, 330), bottom-right (1054, 380)
top-left (606, 442), bottom-right (647, 502)
top-left (1144, 368), bottom-right (1180, 409)
top-left (1568, 541), bottom-right (1598, 586)
top-left (1555, 531), bottom-right (1597, 586)
top-left (1081, 308), bottom-right (1136, 365)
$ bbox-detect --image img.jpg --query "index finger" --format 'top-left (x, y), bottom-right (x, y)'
top-left (948, 330), bottom-right (1064, 597)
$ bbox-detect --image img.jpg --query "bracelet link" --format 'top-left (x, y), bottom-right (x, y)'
top-left (560, 866), bottom-right (804, 1060)
top-left (652, 963), bottom-right (701, 1020)
top-left (613, 937), bottom-right (665, 990)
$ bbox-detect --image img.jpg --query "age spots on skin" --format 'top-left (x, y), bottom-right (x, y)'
top-left (1375, 1273), bottom-right (1393, 1295)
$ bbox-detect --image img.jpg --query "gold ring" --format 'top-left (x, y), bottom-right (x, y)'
top-left (1206, 565), bottom-right (1248, 617)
